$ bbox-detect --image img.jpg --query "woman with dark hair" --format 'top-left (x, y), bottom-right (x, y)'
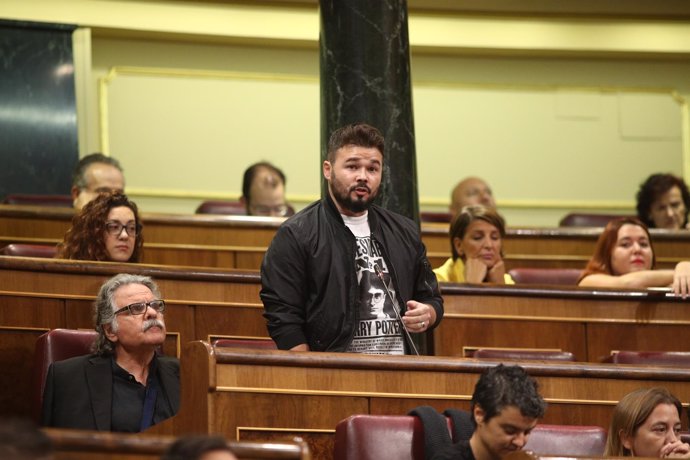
top-left (636, 173), bottom-right (690, 230)
top-left (56, 191), bottom-right (143, 263)
top-left (433, 205), bottom-right (514, 284)
top-left (578, 217), bottom-right (690, 296)
top-left (605, 387), bottom-right (690, 458)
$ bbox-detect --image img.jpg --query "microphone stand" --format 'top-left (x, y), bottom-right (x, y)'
top-left (374, 265), bottom-right (420, 356)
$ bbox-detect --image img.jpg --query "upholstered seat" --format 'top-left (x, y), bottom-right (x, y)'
top-left (473, 348), bottom-right (576, 362)
top-left (507, 268), bottom-right (583, 285)
top-left (195, 200), bottom-right (248, 215)
top-left (213, 338), bottom-right (277, 350)
top-left (32, 329), bottom-right (98, 422)
top-left (420, 211), bottom-right (452, 223)
top-left (334, 414), bottom-right (606, 460)
top-left (559, 213), bottom-right (633, 227)
top-left (0, 243), bottom-right (57, 258)
top-left (2, 193), bottom-right (73, 207)
top-left (609, 351), bottom-right (690, 366)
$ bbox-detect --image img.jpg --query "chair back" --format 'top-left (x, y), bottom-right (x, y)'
top-left (213, 338), bottom-right (277, 350)
top-left (0, 243), bottom-right (57, 258)
top-left (524, 424), bottom-right (607, 456)
top-left (334, 415), bottom-right (428, 460)
top-left (32, 329), bottom-right (98, 422)
top-left (195, 200), bottom-right (247, 215)
top-left (420, 211), bottom-right (452, 223)
top-left (559, 213), bottom-right (633, 227)
top-left (473, 348), bottom-right (576, 362)
top-left (334, 415), bottom-right (606, 459)
top-left (610, 351), bottom-right (690, 366)
top-left (507, 268), bottom-right (582, 285)
top-left (3, 193), bottom-right (73, 207)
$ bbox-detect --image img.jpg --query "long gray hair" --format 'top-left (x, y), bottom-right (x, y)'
top-left (93, 273), bottom-right (161, 355)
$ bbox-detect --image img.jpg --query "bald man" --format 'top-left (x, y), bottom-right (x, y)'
top-left (240, 162), bottom-right (290, 217)
top-left (450, 177), bottom-right (496, 216)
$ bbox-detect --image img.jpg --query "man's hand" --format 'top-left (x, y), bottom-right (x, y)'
top-left (402, 300), bottom-right (436, 333)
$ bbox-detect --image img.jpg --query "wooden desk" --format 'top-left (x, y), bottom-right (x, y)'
top-left (437, 283), bottom-right (690, 361)
top-left (155, 342), bottom-right (690, 460)
top-left (45, 427), bottom-right (311, 460)
top-left (1, 204), bottom-right (688, 271)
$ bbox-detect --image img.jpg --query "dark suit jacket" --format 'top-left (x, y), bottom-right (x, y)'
top-left (41, 354), bottom-right (180, 431)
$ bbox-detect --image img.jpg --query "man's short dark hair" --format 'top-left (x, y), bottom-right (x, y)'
top-left (162, 435), bottom-right (233, 460)
top-left (72, 153), bottom-right (123, 189)
top-left (471, 364), bottom-right (546, 426)
top-left (327, 122), bottom-right (385, 162)
top-left (241, 162), bottom-right (286, 203)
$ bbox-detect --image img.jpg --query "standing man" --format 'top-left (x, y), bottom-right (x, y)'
top-left (241, 162), bottom-right (291, 217)
top-left (261, 122), bottom-right (443, 354)
top-left (450, 177), bottom-right (496, 217)
top-left (42, 273), bottom-right (179, 432)
top-left (71, 153), bottom-right (125, 210)
top-left (432, 365), bottom-right (546, 460)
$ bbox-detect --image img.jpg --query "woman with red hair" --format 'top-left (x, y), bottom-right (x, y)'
top-left (56, 191), bottom-right (143, 263)
top-left (578, 217), bottom-right (690, 297)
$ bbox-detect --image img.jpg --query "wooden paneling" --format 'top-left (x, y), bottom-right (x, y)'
top-left (438, 283), bottom-right (690, 361)
top-left (1, 204), bottom-right (689, 271)
top-left (152, 342), bottom-right (690, 460)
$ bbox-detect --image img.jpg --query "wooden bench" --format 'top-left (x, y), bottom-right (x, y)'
top-left (1, 204), bottom-right (688, 270)
top-left (45, 427), bottom-right (311, 460)
top-left (151, 342), bottom-right (690, 460)
top-left (437, 282), bottom-right (690, 362)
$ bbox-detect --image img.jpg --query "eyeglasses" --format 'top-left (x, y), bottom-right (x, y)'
top-left (105, 221), bottom-right (140, 237)
top-left (250, 204), bottom-right (290, 217)
top-left (113, 299), bottom-right (166, 316)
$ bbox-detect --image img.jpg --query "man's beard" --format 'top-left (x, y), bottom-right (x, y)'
top-left (330, 175), bottom-right (378, 214)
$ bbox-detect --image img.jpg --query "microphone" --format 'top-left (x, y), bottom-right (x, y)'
top-left (374, 264), bottom-right (420, 356)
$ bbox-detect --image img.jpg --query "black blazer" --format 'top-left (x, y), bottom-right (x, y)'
top-left (41, 354), bottom-right (180, 431)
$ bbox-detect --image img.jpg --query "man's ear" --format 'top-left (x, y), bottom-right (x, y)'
top-left (70, 185), bottom-right (80, 201)
top-left (323, 160), bottom-right (332, 181)
top-left (473, 405), bottom-right (486, 426)
top-left (103, 324), bottom-right (118, 343)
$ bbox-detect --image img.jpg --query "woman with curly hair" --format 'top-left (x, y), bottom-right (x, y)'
top-left (636, 173), bottom-right (690, 230)
top-left (56, 192), bottom-right (143, 262)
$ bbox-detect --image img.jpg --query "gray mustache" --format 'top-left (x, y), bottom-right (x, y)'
top-left (143, 319), bottom-right (165, 331)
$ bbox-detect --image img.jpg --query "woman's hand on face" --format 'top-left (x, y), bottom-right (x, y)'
top-left (661, 440), bottom-right (690, 458)
top-left (464, 257), bottom-right (489, 283)
top-left (672, 261), bottom-right (690, 298)
top-left (486, 259), bottom-right (507, 284)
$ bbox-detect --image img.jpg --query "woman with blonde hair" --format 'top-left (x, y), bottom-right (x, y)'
top-left (605, 387), bottom-right (690, 458)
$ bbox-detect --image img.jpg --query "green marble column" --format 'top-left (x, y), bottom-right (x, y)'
top-left (320, 0), bottom-right (419, 224)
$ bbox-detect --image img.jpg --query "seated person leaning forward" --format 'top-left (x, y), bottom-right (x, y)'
top-left (432, 364), bottom-right (546, 460)
top-left (434, 205), bottom-right (514, 284)
top-left (636, 173), bottom-right (690, 230)
top-left (42, 274), bottom-right (179, 431)
top-left (605, 387), bottom-right (690, 458)
top-left (56, 191), bottom-right (143, 263)
top-left (578, 217), bottom-right (690, 297)
top-left (261, 122), bottom-right (443, 354)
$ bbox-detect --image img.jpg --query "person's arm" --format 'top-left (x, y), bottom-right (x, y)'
top-left (406, 244), bottom-right (444, 331)
top-left (463, 257), bottom-right (489, 283)
top-left (578, 270), bottom-right (674, 289)
top-left (486, 259), bottom-right (507, 284)
top-left (260, 226), bottom-right (310, 350)
top-left (579, 261), bottom-right (690, 297)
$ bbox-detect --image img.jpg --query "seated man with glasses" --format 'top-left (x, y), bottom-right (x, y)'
top-left (42, 273), bottom-right (179, 432)
top-left (240, 162), bottom-right (293, 217)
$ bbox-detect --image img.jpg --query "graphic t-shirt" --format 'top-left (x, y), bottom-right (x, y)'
top-left (342, 213), bottom-right (405, 355)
